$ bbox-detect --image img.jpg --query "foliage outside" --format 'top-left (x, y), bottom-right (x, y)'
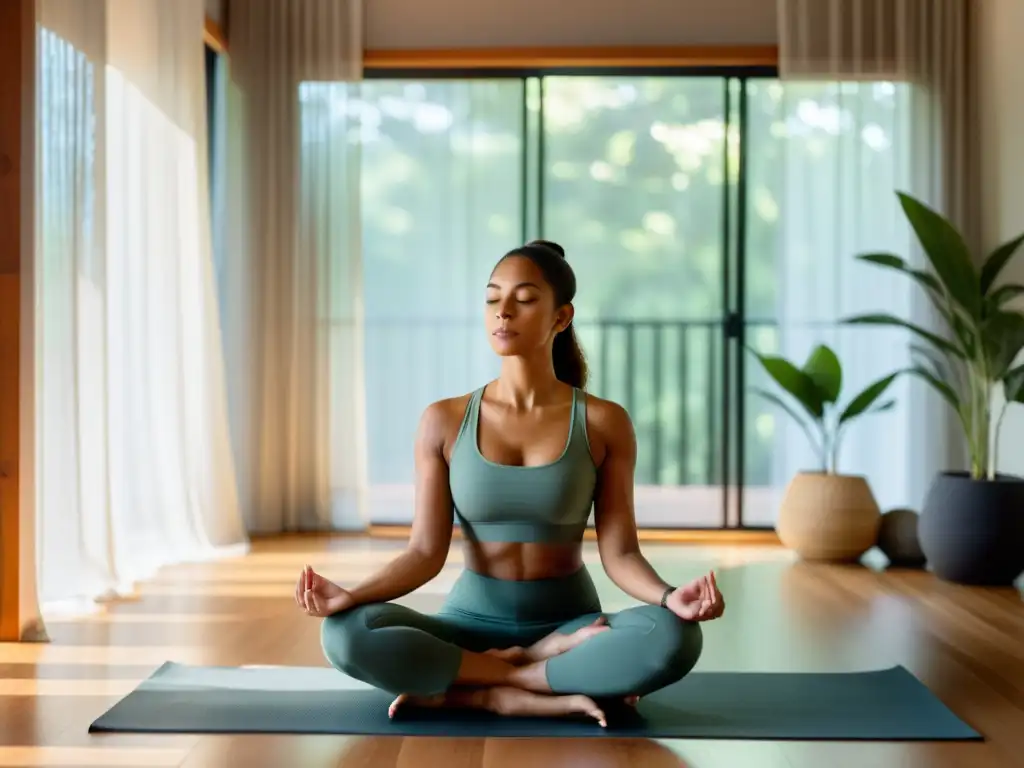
top-left (748, 344), bottom-right (899, 475)
top-left (845, 192), bottom-right (1024, 481)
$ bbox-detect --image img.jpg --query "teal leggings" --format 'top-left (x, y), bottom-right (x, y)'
top-left (320, 567), bottom-right (703, 698)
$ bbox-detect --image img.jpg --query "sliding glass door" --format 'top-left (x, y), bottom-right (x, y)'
top-left (348, 73), bottom-right (739, 529)
top-left (299, 68), bottom-right (913, 530)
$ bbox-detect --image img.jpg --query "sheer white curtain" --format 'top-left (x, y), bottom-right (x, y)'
top-left (34, 0), bottom-right (247, 614)
top-left (222, 0), bottom-right (367, 533)
top-left (747, 0), bottom-right (976, 520)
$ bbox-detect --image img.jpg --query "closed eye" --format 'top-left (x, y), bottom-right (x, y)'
top-left (485, 297), bottom-right (536, 305)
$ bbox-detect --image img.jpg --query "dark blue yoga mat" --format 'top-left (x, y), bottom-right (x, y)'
top-left (88, 662), bottom-right (981, 741)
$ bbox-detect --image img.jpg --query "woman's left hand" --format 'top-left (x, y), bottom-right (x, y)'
top-left (665, 570), bottom-right (725, 622)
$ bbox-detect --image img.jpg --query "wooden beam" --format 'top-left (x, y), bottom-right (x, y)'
top-left (0, 0), bottom-right (26, 641)
top-left (204, 15), bottom-right (227, 54)
top-left (363, 45), bottom-right (778, 71)
top-left (0, 0), bottom-right (43, 643)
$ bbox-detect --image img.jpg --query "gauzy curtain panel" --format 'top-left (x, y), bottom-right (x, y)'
top-left (221, 0), bottom-right (368, 533)
top-left (34, 0), bottom-right (247, 612)
top-left (761, 0), bottom-right (977, 512)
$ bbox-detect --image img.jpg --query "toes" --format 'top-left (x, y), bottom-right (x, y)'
top-left (388, 692), bottom-right (446, 717)
top-left (388, 694), bottom-right (408, 719)
top-left (571, 695), bottom-right (607, 727)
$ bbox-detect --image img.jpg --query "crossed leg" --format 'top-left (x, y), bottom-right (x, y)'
top-left (544, 605), bottom-right (704, 697)
top-left (320, 603), bottom-right (621, 725)
top-left (321, 602), bottom-right (702, 726)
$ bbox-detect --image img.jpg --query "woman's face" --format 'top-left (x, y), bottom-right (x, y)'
top-left (485, 256), bottom-right (573, 358)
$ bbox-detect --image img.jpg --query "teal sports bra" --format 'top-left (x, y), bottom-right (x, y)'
top-left (449, 386), bottom-right (597, 544)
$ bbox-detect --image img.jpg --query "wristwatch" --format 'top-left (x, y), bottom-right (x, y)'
top-left (660, 586), bottom-right (674, 608)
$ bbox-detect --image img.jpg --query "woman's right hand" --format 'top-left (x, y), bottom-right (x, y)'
top-left (295, 565), bottom-right (355, 617)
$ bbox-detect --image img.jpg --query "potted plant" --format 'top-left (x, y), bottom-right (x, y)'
top-left (845, 191), bottom-right (1024, 586)
top-left (749, 343), bottom-right (900, 561)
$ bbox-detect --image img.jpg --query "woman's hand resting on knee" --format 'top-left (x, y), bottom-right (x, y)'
top-left (665, 570), bottom-right (725, 622)
top-left (295, 565), bottom-right (355, 617)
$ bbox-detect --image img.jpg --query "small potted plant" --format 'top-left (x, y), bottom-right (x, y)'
top-left (749, 343), bottom-right (900, 561)
top-left (845, 191), bottom-right (1024, 586)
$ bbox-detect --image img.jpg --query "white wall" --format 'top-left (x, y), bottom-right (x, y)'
top-left (978, 0), bottom-right (1024, 477)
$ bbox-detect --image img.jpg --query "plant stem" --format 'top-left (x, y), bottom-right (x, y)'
top-left (828, 422), bottom-right (843, 476)
top-left (966, 360), bottom-right (989, 480)
top-left (816, 421), bottom-right (830, 474)
top-left (942, 295), bottom-right (987, 479)
top-left (978, 364), bottom-right (992, 480)
top-left (992, 400), bottom-right (1009, 481)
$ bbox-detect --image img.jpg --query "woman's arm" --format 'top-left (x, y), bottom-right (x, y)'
top-left (344, 401), bottom-right (456, 606)
top-left (590, 400), bottom-right (675, 605)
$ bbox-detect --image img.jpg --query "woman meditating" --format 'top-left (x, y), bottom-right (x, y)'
top-left (295, 240), bottom-right (725, 727)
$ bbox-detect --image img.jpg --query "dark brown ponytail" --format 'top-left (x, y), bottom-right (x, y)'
top-left (551, 320), bottom-right (588, 390)
top-left (496, 239), bottom-right (589, 390)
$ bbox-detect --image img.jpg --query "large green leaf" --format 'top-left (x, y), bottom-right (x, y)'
top-left (838, 372), bottom-right (900, 424)
top-left (843, 313), bottom-right (965, 359)
top-left (749, 352), bottom-right (825, 419)
top-left (980, 232), bottom-right (1024, 295)
top-left (986, 283), bottom-right (1024, 311)
top-left (981, 310), bottom-right (1024, 379)
top-left (1004, 364), bottom-right (1024, 404)
top-left (856, 252), bottom-right (944, 295)
top-left (896, 192), bottom-right (981, 319)
top-left (802, 345), bottom-right (842, 404)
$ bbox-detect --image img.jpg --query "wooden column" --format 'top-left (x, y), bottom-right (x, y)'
top-left (0, 0), bottom-right (44, 643)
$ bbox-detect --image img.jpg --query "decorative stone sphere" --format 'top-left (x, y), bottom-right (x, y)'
top-left (877, 508), bottom-right (927, 568)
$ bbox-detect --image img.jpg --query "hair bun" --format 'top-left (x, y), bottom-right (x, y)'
top-left (528, 239), bottom-right (566, 259)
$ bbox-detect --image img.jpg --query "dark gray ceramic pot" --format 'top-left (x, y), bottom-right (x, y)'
top-left (917, 471), bottom-right (1024, 586)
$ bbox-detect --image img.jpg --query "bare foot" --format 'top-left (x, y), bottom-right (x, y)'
top-left (487, 686), bottom-right (609, 727)
top-left (477, 618), bottom-right (612, 669)
top-left (388, 686), bottom-right (638, 728)
top-left (525, 616), bottom-right (611, 662)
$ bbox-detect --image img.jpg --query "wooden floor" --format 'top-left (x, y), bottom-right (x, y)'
top-left (1, 536), bottom-right (1022, 767)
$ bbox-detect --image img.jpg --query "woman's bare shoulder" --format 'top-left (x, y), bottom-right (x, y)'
top-left (418, 390), bottom-right (478, 457)
top-left (581, 392), bottom-right (633, 435)
top-left (580, 392), bottom-right (635, 464)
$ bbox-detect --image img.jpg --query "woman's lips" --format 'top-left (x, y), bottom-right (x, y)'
top-left (493, 328), bottom-right (518, 338)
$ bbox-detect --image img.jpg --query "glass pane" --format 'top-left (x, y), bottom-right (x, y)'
top-left (743, 79), bottom-right (918, 527)
top-left (541, 77), bottom-right (728, 528)
top-left (357, 80), bottom-right (524, 523)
